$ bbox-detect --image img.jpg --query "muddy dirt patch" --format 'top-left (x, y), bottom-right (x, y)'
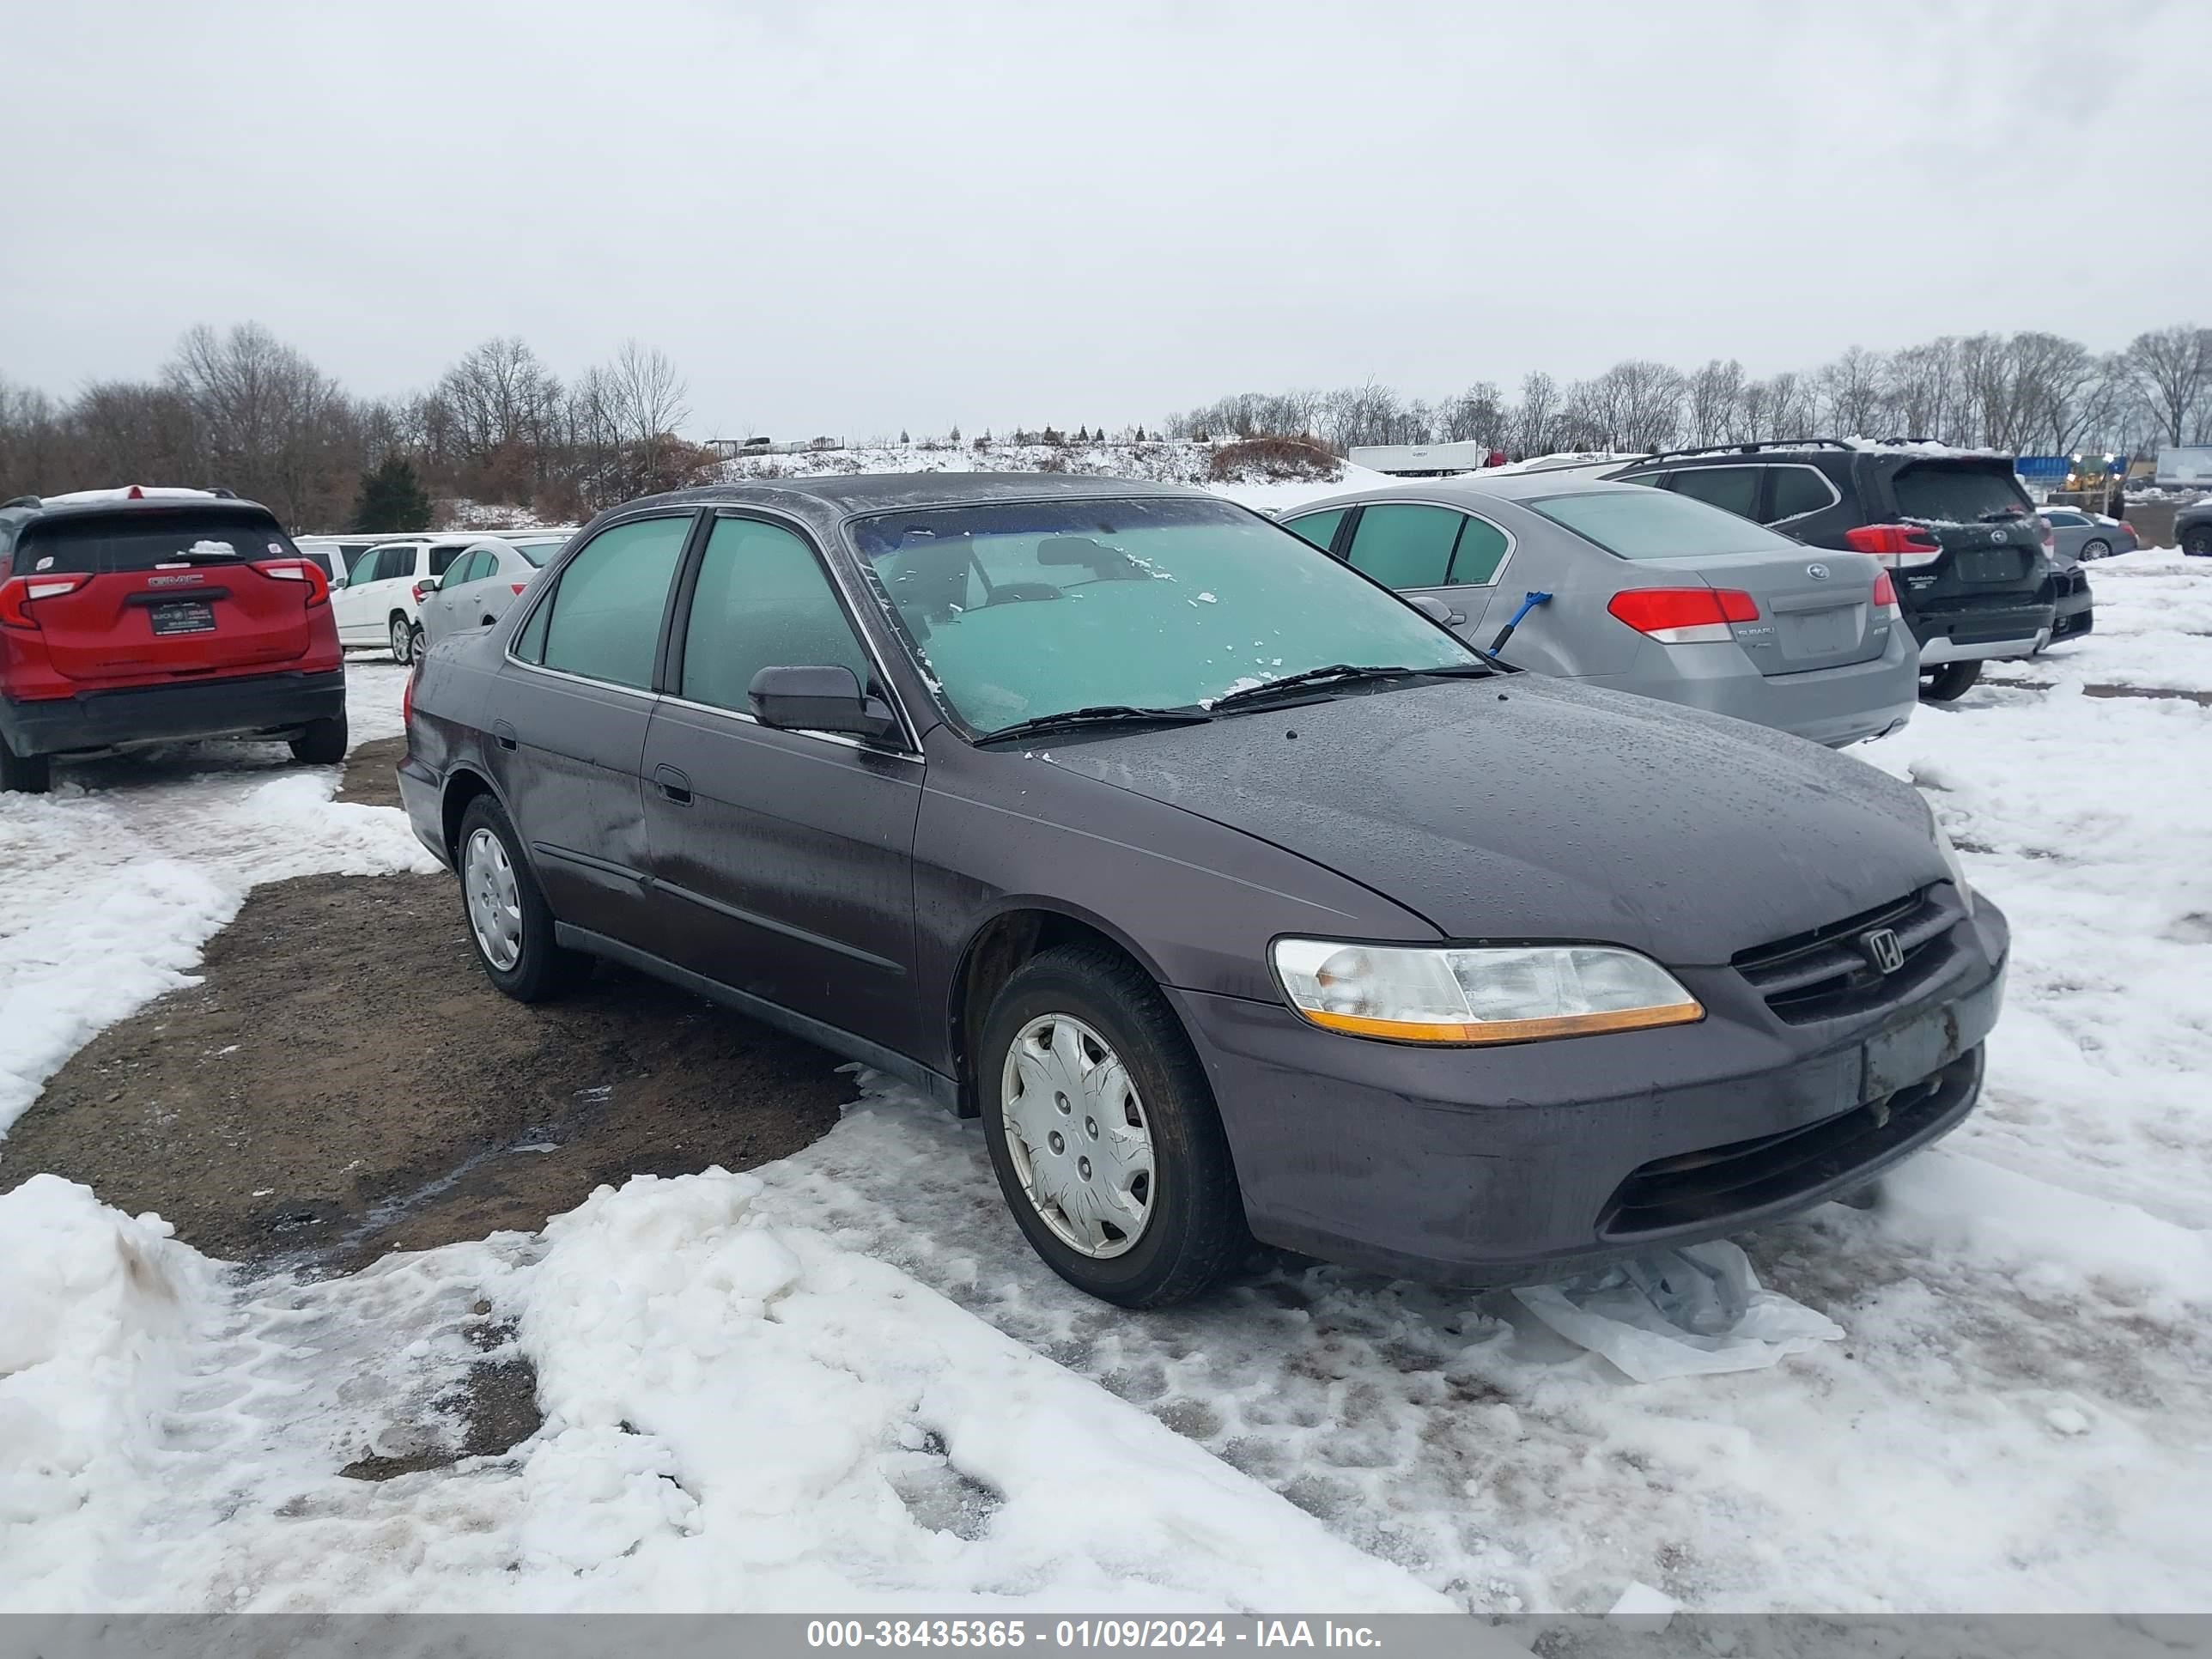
top-left (2, 739), bottom-right (850, 1267)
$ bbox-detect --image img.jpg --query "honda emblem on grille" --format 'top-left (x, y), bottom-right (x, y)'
top-left (1861, 927), bottom-right (1905, 975)
top-left (1805, 562), bottom-right (1829, 580)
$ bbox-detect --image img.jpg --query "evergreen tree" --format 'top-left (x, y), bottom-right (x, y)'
top-left (950, 424), bottom-right (962, 442)
top-left (351, 457), bottom-right (434, 532)
top-left (1077, 425), bottom-right (1090, 442)
top-left (899, 428), bottom-right (910, 444)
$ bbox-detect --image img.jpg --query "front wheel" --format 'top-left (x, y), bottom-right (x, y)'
top-left (1, 736), bottom-right (51, 794)
top-left (289, 711), bottom-right (349, 765)
top-left (2185, 528), bottom-right (2212, 558)
top-left (390, 615), bottom-right (416, 665)
top-left (1920, 660), bottom-right (1982, 702)
top-left (456, 794), bottom-right (591, 1002)
top-left (979, 944), bottom-right (1246, 1307)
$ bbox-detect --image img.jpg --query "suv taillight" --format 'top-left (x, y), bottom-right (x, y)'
top-left (412, 580), bottom-right (435, 605)
top-left (1843, 524), bottom-right (1944, 568)
top-left (0, 572), bottom-right (90, 629)
top-left (1871, 570), bottom-right (1899, 614)
top-left (253, 558), bottom-right (330, 607)
top-left (1606, 587), bottom-right (1759, 643)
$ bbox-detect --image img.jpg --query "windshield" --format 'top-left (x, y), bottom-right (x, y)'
top-left (1527, 488), bottom-right (1805, 561)
top-left (849, 496), bottom-right (1477, 734)
top-left (515, 539), bottom-right (563, 568)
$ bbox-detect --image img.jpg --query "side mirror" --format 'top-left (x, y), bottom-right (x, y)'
top-left (1408, 594), bottom-right (1467, 627)
top-left (749, 664), bottom-right (900, 741)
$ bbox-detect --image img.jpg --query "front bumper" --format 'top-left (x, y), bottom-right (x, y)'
top-left (1, 669), bottom-right (346, 758)
top-left (1170, 898), bottom-right (2008, 1285)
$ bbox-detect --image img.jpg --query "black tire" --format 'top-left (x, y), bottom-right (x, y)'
top-left (389, 614), bottom-right (416, 665)
top-left (289, 711), bottom-right (349, 765)
top-left (1, 736), bottom-right (52, 795)
top-left (2080, 538), bottom-right (2110, 560)
top-left (978, 943), bottom-right (1246, 1308)
top-left (455, 793), bottom-right (591, 1002)
top-left (2185, 528), bottom-right (2212, 558)
top-left (1919, 660), bottom-right (1982, 702)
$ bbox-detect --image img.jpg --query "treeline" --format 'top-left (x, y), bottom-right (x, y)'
top-left (1164, 325), bottom-right (2212, 460)
top-left (0, 326), bottom-right (717, 531)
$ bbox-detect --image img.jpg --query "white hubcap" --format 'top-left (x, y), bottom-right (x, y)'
top-left (1000, 1013), bottom-right (1155, 1257)
top-left (464, 827), bottom-right (523, 971)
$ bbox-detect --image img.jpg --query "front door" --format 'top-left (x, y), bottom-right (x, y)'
top-left (641, 512), bottom-right (924, 1054)
top-left (488, 512), bottom-right (696, 939)
top-left (333, 543), bottom-right (410, 645)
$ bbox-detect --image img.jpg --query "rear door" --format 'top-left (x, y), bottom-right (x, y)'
top-left (1339, 501), bottom-right (1512, 642)
top-left (1873, 458), bottom-right (2048, 603)
top-left (11, 508), bottom-right (323, 690)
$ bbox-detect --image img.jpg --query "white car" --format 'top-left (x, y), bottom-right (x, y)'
top-left (331, 537), bottom-right (473, 662)
top-left (417, 534), bottom-right (568, 646)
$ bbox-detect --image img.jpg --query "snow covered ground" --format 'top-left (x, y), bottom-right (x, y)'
top-left (3, 553), bottom-right (2209, 1615)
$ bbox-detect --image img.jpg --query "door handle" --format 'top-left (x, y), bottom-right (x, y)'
top-left (492, 720), bottom-right (518, 751)
top-left (654, 764), bottom-right (693, 805)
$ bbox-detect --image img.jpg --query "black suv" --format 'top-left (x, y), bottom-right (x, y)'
top-left (1613, 441), bottom-right (2060, 701)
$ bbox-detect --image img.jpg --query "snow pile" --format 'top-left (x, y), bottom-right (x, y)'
top-left (0, 665), bottom-right (432, 1134)
top-left (0, 1176), bottom-right (220, 1607)
top-left (722, 438), bottom-right (1243, 487)
top-left (0, 1170), bottom-right (1455, 1614)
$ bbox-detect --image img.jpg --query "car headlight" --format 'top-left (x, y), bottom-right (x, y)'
top-left (1270, 939), bottom-right (1704, 1046)
top-left (1930, 816), bottom-right (1976, 916)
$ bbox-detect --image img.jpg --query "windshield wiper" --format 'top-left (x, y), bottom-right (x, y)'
top-left (1208, 661), bottom-right (1491, 713)
top-left (977, 705), bottom-right (1214, 744)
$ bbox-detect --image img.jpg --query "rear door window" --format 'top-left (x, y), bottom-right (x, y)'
top-left (428, 544), bottom-right (465, 576)
top-left (532, 514), bottom-right (693, 689)
top-left (12, 509), bottom-right (293, 576)
top-left (1667, 466), bottom-right (1761, 518)
top-left (1765, 465), bottom-right (1838, 522)
top-left (1343, 503), bottom-right (1462, 588)
top-left (1448, 514), bottom-right (1510, 585)
top-left (1890, 463), bottom-right (2032, 524)
top-left (1282, 509), bottom-right (1346, 553)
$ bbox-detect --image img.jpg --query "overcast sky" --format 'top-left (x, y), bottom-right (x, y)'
top-left (3, 1), bottom-right (2206, 439)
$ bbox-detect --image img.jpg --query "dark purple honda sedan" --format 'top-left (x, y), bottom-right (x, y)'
top-left (397, 474), bottom-right (2006, 1306)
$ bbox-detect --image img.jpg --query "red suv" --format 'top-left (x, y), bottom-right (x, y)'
top-left (0, 487), bottom-right (347, 793)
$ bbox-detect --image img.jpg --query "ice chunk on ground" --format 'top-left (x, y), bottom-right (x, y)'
top-left (1510, 1242), bottom-right (1844, 1382)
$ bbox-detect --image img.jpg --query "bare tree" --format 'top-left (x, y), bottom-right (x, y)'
top-left (1439, 381), bottom-right (1506, 447)
top-left (1686, 359), bottom-right (1745, 447)
top-left (1882, 337), bottom-right (1961, 442)
top-left (607, 340), bottom-right (690, 447)
top-left (2123, 324), bottom-right (2212, 446)
top-left (1510, 370), bottom-right (1561, 457)
top-left (163, 323), bottom-right (350, 526)
top-left (1814, 346), bottom-right (1887, 437)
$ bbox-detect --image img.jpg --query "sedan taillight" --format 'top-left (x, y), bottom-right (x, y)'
top-left (0, 572), bottom-right (90, 629)
top-left (511, 582), bottom-right (528, 595)
top-left (1606, 587), bottom-right (1759, 643)
top-left (1843, 525), bottom-right (1944, 567)
top-left (1871, 569), bottom-right (1900, 616)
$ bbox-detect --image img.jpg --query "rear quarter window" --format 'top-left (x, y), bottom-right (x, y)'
top-left (12, 510), bottom-right (295, 576)
top-left (1889, 463), bottom-right (2032, 525)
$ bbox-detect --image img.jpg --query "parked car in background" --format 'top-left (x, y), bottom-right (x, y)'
top-left (1610, 441), bottom-right (2056, 702)
top-left (2177, 500), bottom-right (2212, 557)
top-left (0, 486), bottom-right (345, 793)
top-left (331, 536), bottom-right (477, 663)
top-left (399, 475), bottom-right (2005, 1307)
top-left (1280, 477), bottom-right (1916, 748)
top-left (294, 534), bottom-right (387, 587)
top-left (2033, 520), bottom-right (2095, 647)
top-left (418, 534), bottom-right (568, 646)
top-left (2035, 507), bottom-right (2137, 562)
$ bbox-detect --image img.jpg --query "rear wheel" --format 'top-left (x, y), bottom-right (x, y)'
top-left (2185, 527), bottom-right (2212, 558)
top-left (389, 615), bottom-right (416, 665)
top-left (457, 794), bottom-right (591, 1001)
top-left (2080, 538), bottom-right (2110, 560)
top-left (979, 943), bottom-right (1245, 1307)
top-left (1, 736), bottom-right (52, 795)
top-left (1919, 660), bottom-right (1982, 702)
top-left (289, 712), bottom-right (349, 765)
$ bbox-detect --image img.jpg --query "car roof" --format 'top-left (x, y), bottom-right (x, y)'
top-left (622, 471), bottom-right (1211, 521)
top-left (1286, 475), bottom-right (1656, 518)
top-left (0, 489), bottom-right (281, 533)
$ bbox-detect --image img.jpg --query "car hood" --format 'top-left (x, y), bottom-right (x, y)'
top-left (1038, 677), bottom-right (1942, 966)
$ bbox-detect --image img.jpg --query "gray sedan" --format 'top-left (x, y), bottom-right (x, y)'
top-left (1281, 477), bottom-right (1917, 748)
top-left (417, 534), bottom-right (568, 645)
top-left (2037, 507), bottom-right (2139, 561)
